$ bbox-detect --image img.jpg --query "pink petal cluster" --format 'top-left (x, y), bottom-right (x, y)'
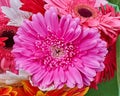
top-left (12, 7), bottom-right (107, 90)
top-left (0, 0), bottom-right (10, 7)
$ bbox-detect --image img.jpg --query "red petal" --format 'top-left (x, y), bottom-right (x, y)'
top-left (20, 0), bottom-right (45, 14)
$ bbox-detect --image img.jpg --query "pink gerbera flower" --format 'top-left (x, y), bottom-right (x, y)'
top-left (12, 7), bottom-right (107, 90)
top-left (44, 0), bottom-right (107, 23)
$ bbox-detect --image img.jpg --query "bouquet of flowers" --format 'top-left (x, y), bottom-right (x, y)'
top-left (0, 0), bottom-right (120, 96)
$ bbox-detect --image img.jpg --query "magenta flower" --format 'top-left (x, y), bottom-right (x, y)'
top-left (12, 7), bottom-right (107, 90)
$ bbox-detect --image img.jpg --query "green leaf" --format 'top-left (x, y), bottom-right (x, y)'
top-left (108, 0), bottom-right (120, 9)
top-left (108, 0), bottom-right (120, 11)
top-left (117, 36), bottom-right (120, 96)
top-left (108, 3), bottom-right (120, 12)
top-left (86, 73), bottom-right (118, 96)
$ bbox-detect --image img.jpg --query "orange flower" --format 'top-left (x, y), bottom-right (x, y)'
top-left (0, 86), bottom-right (17, 96)
top-left (36, 87), bottom-right (89, 96)
top-left (0, 80), bottom-right (39, 96)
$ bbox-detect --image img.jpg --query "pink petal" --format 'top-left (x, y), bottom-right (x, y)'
top-left (78, 67), bottom-right (96, 77)
top-left (59, 15), bottom-right (72, 37)
top-left (65, 70), bottom-right (76, 84)
top-left (66, 79), bottom-right (75, 88)
top-left (45, 7), bottom-right (58, 33)
top-left (42, 70), bottom-right (53, 86)
top-left (54, 68), bottom-right (61, 87)
top-left (69, 66), bottom-right (83, 87)
top-left (32, 69), bottom-right (47, 85)
top-left (59, 67), bottom-right (66, 83)
top-left (32, 14), bottom-right (47, 37)
top-left (82, 57), bottom-right (100, 68)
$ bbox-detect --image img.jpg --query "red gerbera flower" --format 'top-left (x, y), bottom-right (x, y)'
top-left (90, 4), bottom-right (119, 88)
top-left (96, 4), bottom-right (119, 82)
top-left (0, 37), bottom-right (8, 47)
top-left (20, 0), bottom-right (45, 14)
top-left (91, 43), bottom-right (116, 89)
top-left (0, 11), bottom-right (18, 73)
top-left (0, 26), bottom-right (17, 73)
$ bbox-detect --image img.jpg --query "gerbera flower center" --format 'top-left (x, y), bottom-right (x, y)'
top-left (1, 30), bottom-right (15, 48)
top-left (51, 46), bottom-right (65, 59)
top-left (74, 5), bottom-right (96, 18)
top-left (78, 8), bottom-right (92, 17)
top-left (35, 34), bottom-right (78, 70)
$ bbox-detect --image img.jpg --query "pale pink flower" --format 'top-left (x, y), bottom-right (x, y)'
top-left (44, 0), bottom-right (107, 23)
top-left (86, 4), bottom-right (120, 46)
top-left (12, 7), bottom-right (107, 90)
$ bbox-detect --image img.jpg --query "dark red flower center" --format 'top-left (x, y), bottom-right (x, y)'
top-left (1, 30), bottom-right (15, 48)
top-left (78, 8), bottom-right (93, 18)
top-left (74, 5), bottom-right (97, 18)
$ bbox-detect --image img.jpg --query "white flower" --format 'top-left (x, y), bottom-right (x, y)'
top-left (0, 70), bottom-right (29, 86)
top-left (94, 0), bottom-right (108, 7)
top-left (1, 0), bottom-right (32, 26)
